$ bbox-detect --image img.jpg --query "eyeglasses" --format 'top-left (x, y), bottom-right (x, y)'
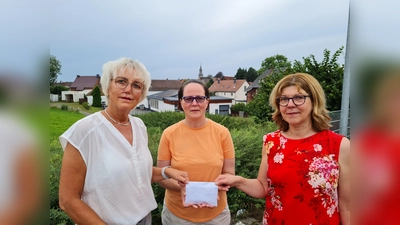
top-left (113, 77), bottom-right (144, 92)
top-left (181, 96), bottom-right (208, 103)
top-left (276, 95), bottom-right (309, 107)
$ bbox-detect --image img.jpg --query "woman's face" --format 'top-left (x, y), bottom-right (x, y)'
top-left (108, 68), bottom-right (143, 112)
top-left (279, 85), bottom-right (313, 128)
top-left (180, 83), bottom-right (209, 120)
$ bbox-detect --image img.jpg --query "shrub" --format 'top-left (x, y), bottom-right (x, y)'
top-left (92, 86), bottom-right (102, 107)
top-left (231, 102), bottom-right (246, 112)
top-left (137, 112), bottom-right (184, 130)
top-left (50, 85), bottom-right (69, 95)
top-left (50, 208), bottom-right (74, 225)
top-left (60, 105), bottom-right (68, 111)
top-left (82, 102), bottom-right (91, 110)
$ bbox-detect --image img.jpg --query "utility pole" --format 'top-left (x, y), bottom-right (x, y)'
top-left (339, 6), bottom-right (350, 137)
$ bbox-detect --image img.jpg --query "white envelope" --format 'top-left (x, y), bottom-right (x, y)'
top-left (184, 181), bottom-right (218, 206)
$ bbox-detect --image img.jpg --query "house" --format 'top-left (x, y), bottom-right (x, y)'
top-left (147, 90), bottom-right (234, 115)
top-left (61, 74), bottom-right (101, 103)
top-left (208, 78), bottom-right (249, 104)
top-left (139, 79), bottom-right (182, 109)
top-left (245, 68), bottom-right (286, 102)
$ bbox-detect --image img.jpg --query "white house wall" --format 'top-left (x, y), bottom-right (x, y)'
top-left (87, 96), bottom-right (108, 106)
top-left (234, 83), bottom-right (248, 103)
top-left (209, 103), bottom-right (232, 115)
top-left (139, 91), bottom-right (161, 109)
top-left (149, 100), bottom-right (175, 112)
top-left (50, 94), bottom-right (58, 102)
top-left (61, 90), bottom-right (92, 102)
top-left (214, 82), bottom-right (248, 105)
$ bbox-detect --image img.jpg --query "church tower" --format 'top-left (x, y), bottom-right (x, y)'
top-left (198, 65), bottom-right (204, 78)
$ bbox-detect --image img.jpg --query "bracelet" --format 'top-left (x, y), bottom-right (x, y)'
top-left (161, 166), bottom-right (171, 180)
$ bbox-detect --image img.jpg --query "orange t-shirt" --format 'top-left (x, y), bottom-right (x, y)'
top-left (157, 120), bottom-right (235, 222)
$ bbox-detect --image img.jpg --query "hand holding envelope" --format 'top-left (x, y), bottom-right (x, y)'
top-left (182, 182), bottom-right (219, 208)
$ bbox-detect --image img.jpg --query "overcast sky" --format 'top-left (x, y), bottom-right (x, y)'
top-left (0, 0), bottom-right (399, 83)
top-left (48, 0), bottom-right (352, 82)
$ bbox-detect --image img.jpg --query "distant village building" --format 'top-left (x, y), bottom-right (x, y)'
top-left (198, 65), bottom-right (212, 84)
top-left (209, 78), bottom-right (249, 104)
top-left (61, 74), bottom-right (102, 103)
top-left (141, 79), bottom-right (183, 109)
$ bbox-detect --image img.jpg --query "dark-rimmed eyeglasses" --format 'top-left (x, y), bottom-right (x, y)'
top-left (276, 95), bottom-right (309, 107)
top-left (113, 77), bottom-right (144, 92)
top-left (181, 96), bottom-right (208, 103)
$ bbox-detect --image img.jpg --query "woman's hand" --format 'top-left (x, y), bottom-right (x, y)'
top-left (215, 174), bottom-right (239, 191)
top-left (165, 167), bottom-right (189, 186)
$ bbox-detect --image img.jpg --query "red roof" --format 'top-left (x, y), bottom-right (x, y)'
top-left (209, 79), bottom-right (247, 92)
top-left (150, 79), bottom-right (183, 91)
top-left (70, 75), bottom-right (100, 91)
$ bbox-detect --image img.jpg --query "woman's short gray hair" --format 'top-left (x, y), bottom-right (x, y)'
top-left (100, 57), bottom-right (151, 102)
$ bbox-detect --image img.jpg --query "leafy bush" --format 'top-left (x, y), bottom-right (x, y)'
top-left (92, 86), bottom-right (102, 107)
top-left (231, 102), bottom-right (246, 112)
top-left (60, 105), bottom-right (68, 111)
top-left (82, 102), bottom-right (90, 110)
top-left (138, 111), bottom-right (185, 130)
top-left (50, 208), bottom-right (74, 225)
top-left (50, 85), bottom-right (69, 95)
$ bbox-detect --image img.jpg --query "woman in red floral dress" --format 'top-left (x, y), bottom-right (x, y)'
top-left (216, 73), bottom-right (350, 225)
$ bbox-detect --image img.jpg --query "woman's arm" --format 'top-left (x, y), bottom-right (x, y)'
top-left (216, 145), bottom-right (269, 198)
top-left (338, 137), bottom-right (350, 225)
top-left (221, 158), bottom-right (235, 175)
top-left (151, 165), bottom-right (188, 184)
top-left (59, 142), bottom-right (106, 225)
top-left (156, 160), bottom-right (183, 191)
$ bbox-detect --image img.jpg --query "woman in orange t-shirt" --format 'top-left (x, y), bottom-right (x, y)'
top-left (157, 79), bottom-right (235, 225)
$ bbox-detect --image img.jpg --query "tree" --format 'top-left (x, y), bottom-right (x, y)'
top-left (206, 78), bottom-right (214, 88)
top-left (92, 86), bottom-right (102, 107)
top-left (245, 71), bottom-right (287, 123)
top-left (215, 71), bottom-right (224, 78)
top-left (50, 55), bottom-right (62, 86)
top-left (235, 68), bottom-right (247, 79)
top-left (246, 67), bottom-right (258, 82)
top-left (246, 47), bottom-right (345, 122)
top-left (292, 46), bottom-right (345, 110)
top-left (258, 54), bottom-right (291, 76)
top-left (50, 85), bottom-right (69, 95)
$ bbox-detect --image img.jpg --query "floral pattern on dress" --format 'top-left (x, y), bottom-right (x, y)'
top-left (264, 141), bottom-right (274, 154)
top-left (313, 144), bottom-right (322, 152)
top-left (273, 152), bottom-right (284, 164)
top-left (308, 154), bottom-right (339, 217)
top-left (262, 130), bottom-right (343, 225)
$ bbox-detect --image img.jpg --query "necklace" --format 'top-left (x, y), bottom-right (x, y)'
top-left (104, 108), bottom-right (130, 126)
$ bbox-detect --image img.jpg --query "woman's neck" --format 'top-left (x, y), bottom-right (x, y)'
top-left (183, 118), bottom-right (208, 128)
top-left (284, 123), bottom-right (316, 139)
top-left (105, 105), bottom-right (130, 123)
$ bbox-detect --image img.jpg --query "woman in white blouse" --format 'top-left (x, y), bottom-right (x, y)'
top-left (59, 57), bottom-right (188, 225)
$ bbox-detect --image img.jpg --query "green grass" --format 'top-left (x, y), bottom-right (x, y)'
top-left (50, 107), bottom-right (86, 138)
top-left (50, 102), bottom-right (103, 114)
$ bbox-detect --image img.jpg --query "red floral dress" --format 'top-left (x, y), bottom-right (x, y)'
top-left (263, 130), bottom-right (343, 225)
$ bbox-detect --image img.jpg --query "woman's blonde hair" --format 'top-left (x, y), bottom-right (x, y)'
top-left (100, 57), bottom-right (151, 103)
top-left (269, 73), bottom-right (331, 132)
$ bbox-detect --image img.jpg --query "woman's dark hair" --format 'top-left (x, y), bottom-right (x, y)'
top-left (177, 79), bottom-right (210, 111)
